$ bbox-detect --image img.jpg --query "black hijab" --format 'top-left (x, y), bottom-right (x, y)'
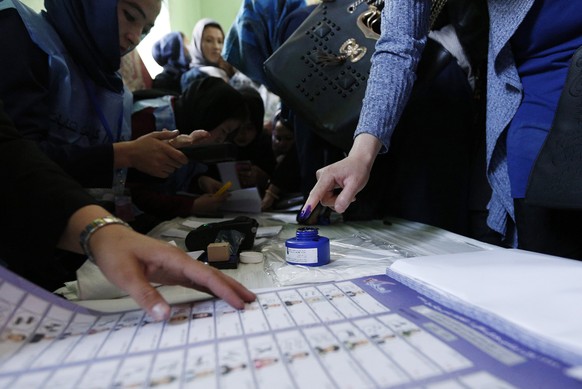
top-left (236, 87), bottom-right (276, 176)
top-left (44, 0), bottom-right (122, 92)
top-left (175, 77), bottom-right (247, 132)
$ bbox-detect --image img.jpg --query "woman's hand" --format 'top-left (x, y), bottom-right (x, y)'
top-left (261, 185), bottom-right (280, 211)
top-left (168, 129), bottom-right (211, 148)
top-left (114, 130), bottom-right (188, 178)
top-left (198, 175), bottom-right (224, 194)
top-left (59, 205), bottom-right (256, 321)
top-left (237, 163), bottom-right (269, 189)
top-left (89, 224), bottom-right (255, 320)
top-left (191, 193), bottom-right (228, 215)
top-left (218, 57), bottom-right (236, 78)
top-left (299, 134), bottom-right (381, 220)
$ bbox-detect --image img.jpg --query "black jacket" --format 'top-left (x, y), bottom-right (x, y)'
top-left (0, 101), bottom-right (97, 290)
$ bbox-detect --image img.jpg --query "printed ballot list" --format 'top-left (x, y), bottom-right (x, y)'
top-left (0, 266), bottom-right (577, 388)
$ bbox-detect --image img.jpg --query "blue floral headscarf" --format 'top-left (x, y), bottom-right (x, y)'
top-left (44, 0), bottom-right (122, 92)
top-left (223, 0), bottom-right (307, 87)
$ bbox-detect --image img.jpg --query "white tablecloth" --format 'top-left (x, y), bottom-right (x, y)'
top-left (69, 212), bottom-right (495, 312)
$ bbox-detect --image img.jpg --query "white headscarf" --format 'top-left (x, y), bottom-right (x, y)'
top-left (189, 18), bottom-right (224, 68)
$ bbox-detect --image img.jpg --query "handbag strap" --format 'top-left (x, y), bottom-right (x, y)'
top-left (429, 0), bottom-right (448, 28)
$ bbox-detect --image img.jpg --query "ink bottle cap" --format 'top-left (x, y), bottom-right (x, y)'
top-left (285, 227), bottom-right (330, 266)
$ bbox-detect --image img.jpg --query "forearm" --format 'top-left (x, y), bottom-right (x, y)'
top-left (355, 0), bottom-right (431, 151)
top-left (348, 133), bottom-right (382, 170)
top-left (113, 141), bottom-right (133, 169)
top-left (0, 113), bottom-right (100, 289)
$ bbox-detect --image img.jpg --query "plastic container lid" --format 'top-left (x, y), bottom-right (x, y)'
top-left (239, 251), bottom-right (264, 264)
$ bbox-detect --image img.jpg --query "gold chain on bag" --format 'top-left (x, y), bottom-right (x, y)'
top-left (319, 0), bottom-right (449, 65)
top-left (429, 0), bottom-right (448, 28)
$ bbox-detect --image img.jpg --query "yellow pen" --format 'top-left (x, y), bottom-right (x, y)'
top-left (214, 181), bottom-right (232, 196)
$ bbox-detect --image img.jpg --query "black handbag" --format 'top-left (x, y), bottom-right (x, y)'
top-left (263, 0), bottom-right (447, 151)
top-left (526, 45), bottom-right (582, 209)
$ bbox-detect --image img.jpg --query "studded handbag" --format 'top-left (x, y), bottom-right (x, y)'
top-left (263, 0), bottom-right (447, 151)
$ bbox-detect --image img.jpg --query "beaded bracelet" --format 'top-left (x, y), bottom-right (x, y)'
top-left (80, 216), bottom-right (131, 264)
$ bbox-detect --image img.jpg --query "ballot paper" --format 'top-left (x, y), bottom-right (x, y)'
top-left (0, 262), bottom-right (579, 388)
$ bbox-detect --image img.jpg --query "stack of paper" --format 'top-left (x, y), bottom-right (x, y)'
top-left (388, 249), bottom-right (582, 366)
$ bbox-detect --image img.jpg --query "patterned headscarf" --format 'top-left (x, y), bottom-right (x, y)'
top-left (223, 0), bottom-right (308, 86)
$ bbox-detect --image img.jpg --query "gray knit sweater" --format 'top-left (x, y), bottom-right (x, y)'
top-left (356, 0), bottom-right (535, 246)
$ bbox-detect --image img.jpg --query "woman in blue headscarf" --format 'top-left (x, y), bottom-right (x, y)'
top-left (223, 0), bottom-right (346, 215)
top-left (151, 31), bottom-right (191, 94)
top-left (0, 0), bottom-right (189, 190)
top-left (223, 0), bottom-right (309, 88)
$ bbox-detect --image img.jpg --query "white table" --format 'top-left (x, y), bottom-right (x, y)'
top-left (73, 212), bottom-right (495, 312)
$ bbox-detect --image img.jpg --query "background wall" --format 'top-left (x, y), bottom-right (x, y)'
top-left (20, 0), bottom-right (243, 33)
top-left (18, 0), bottom-right (316, 77)
top-left (169, 0), bottom-right (242, 38)
top-left (20, 0), bottom-right (43, 11)
top-left (18, 0), bottom-right (242, 76)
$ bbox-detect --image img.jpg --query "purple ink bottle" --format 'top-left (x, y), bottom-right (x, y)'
top-left (285, 227), bottom-right (330, 266)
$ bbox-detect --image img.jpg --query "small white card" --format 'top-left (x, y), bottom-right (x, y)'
top-left (219, 187), bottom-right (262, 214)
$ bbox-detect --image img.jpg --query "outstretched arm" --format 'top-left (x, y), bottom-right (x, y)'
top-left (299, 0), bottom-right (431, 219)
top-left (59, 205), bottom-right (256, 320)
top-left (0, 99), bottom-right (255, 319)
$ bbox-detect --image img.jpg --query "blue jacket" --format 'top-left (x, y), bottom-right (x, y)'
top-left (0, 0), bottom-right (131, 188)
top-left (484, 0), bottom-right (534, 245)
top-left (356, 0), bottom-right (535, 245)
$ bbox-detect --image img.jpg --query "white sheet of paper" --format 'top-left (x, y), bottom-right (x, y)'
top-left (267, 213), bottom-right (298, 224)
top-left (389, 249), bottom-right (582, 360)
top-left (219, 187), bottom-right (262, 213)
